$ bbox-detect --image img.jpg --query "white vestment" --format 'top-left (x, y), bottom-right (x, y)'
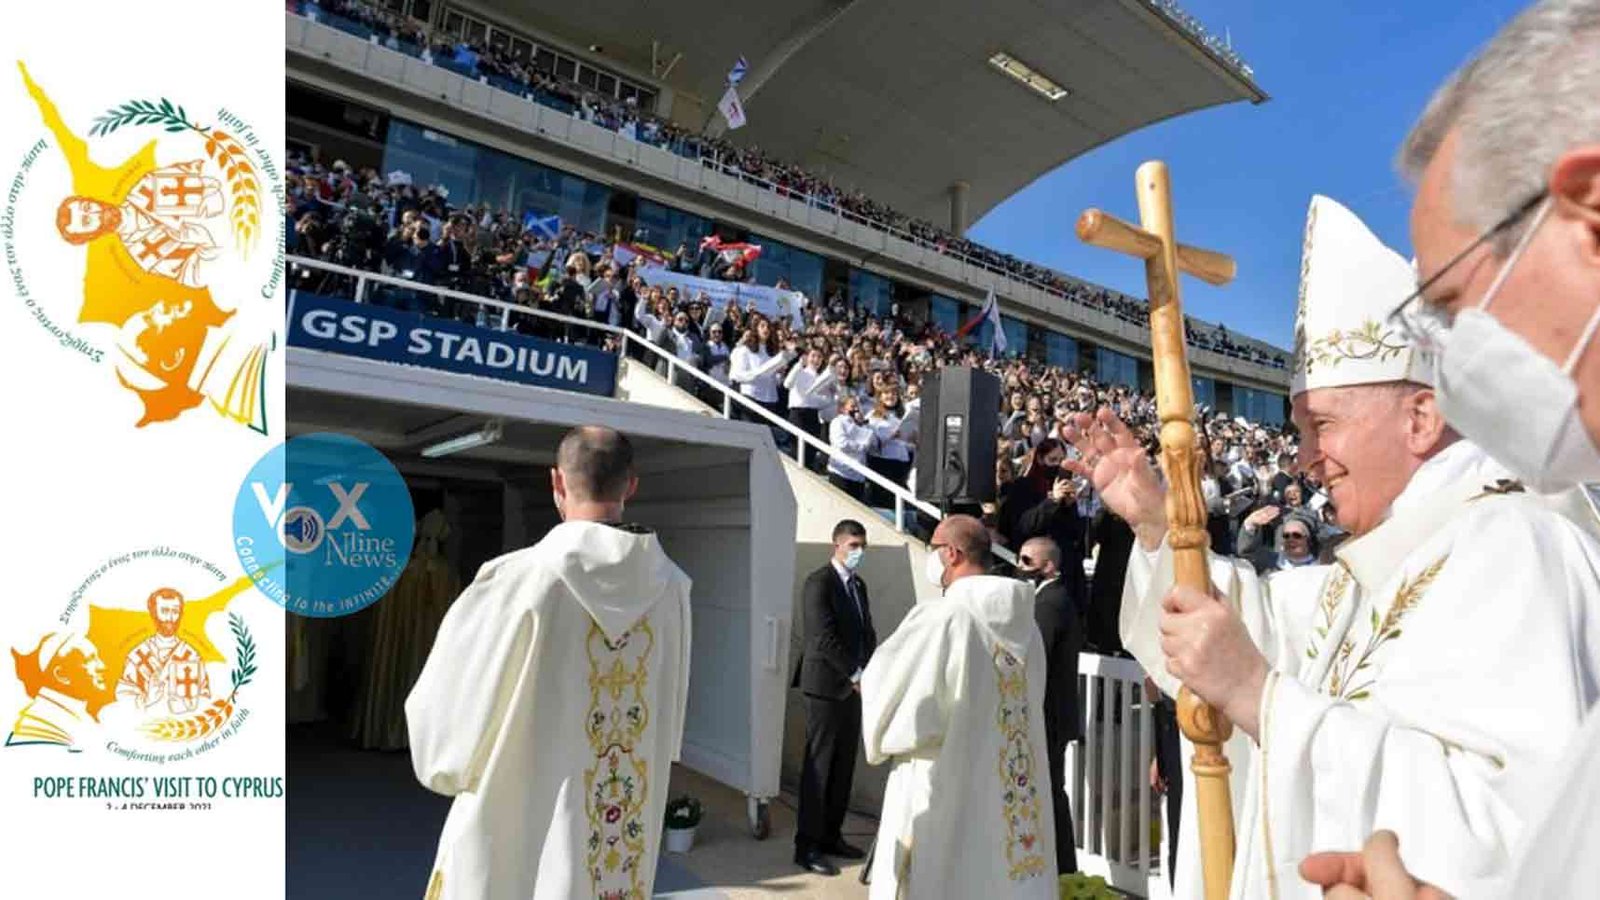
top-left (863, 575), bottom-right (1059, 900)
top-left (406, 521), bottom-right (692, 900)
top-left (1123, 442), bottom-right (1600, 899)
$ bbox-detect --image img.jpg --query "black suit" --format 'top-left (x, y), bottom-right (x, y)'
top-left (794, 563), bottom-right (877, 853)
top-left (1033, 577), bottom-right (1084, 874)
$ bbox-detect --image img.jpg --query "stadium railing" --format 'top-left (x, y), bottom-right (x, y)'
top-left (283, 254), bottom-right (1004, 557)
top-left (286, 10), bottom-right (1288, 385)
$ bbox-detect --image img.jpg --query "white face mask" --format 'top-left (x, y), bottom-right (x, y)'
top-left (1433, 200), bottom-right (1600, 493)
top-left (842, 547), bottom-right (864, 570)
top-left (923, 547), bottom-right (946, 589)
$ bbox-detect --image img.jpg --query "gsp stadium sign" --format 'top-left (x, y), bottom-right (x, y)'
top-left (286, 292), bottom-right (618, 396)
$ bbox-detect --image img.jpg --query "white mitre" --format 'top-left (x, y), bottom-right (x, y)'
top-left (1291, 195), bottom-right (1432, 398)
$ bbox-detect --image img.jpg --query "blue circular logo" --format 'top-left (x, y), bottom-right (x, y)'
top-left (233, 433), bottom-right (415, 617)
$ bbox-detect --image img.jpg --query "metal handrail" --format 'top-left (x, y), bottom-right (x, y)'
top-left (283, 255), bottom-right (992, 552)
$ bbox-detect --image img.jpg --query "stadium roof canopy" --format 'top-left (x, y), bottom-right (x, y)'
top-left (474, 0), bottom-right (1267, 227)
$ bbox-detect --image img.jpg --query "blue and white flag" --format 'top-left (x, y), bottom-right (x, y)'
top-left (727, 55), bottom-right (749, 85)
top-left (522, 211), bottom-right (561, 240)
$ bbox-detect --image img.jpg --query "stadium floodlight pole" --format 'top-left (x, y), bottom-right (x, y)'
top-left (1076, 161), bottom-right (1238, 900)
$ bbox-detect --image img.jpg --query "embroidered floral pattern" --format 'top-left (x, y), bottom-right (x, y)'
top-left (583, 618), bottom-right (655, 900)
top-left (994, 647), bottom-right (1047, 881)
top-left (1323, 556), bottom-right (1447, 702)
top-left (1305, 566), bottom-right (1352, 663)
top-left (1301, 318), bottom-right (1409, 376)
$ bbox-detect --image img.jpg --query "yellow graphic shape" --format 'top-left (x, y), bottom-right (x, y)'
top-left (200, 333), bottom-right (273, 435)
top-left (17, 62), bottom-right (230, 333)
top-left (87, 574), bottom-right (257, 693)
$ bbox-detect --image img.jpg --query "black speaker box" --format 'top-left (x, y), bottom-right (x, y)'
top-left (915, 366), bottom-right (1000, 505)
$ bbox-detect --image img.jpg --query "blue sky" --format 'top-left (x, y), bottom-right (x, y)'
top-left (969, 0), bottom-right (1529, 350)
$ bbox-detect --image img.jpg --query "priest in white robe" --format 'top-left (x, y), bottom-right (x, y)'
top-left (406, 426), bottom-right (692, 900)
top-left (1066, 196), bottom-right (1600, 899)
top-left (862, 515), bottom-right (1058, 900)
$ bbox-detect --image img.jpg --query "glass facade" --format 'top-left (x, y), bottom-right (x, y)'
top-left (635, 199), bottom-right (712, 255)
top-left (752, 235), bottom-right (825, 302)
top-left (1096, 347), bottom-right (1140, 388)
top-left (930, 295), bottom-right (965, 336)
top-left (1234, 386), bottom-right (1286, 427)
top-left (1045, 332), bottom-right (1079, 371)
top-left (999, 316), bottom-right (1029, 359)
top-left (849, 267), bottom-right (894, 318)
top-left (1192, 375), bottom-right (1217, 411)
top-left (383, 119), bottom-right (611, 232)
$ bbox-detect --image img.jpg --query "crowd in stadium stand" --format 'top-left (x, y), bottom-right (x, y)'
top-left (290, 0), bottom-right (1287, 371)
top-left (288, 152), bottom-right (1326, 583)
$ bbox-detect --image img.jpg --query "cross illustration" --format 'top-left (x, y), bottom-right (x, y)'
top-left (173, 665), bottom-right (201, 699)
top-left (137, 234), bottom-right (173, 266)
top-left (1075, 160), bottom-right (1237, 900)
top-left (158, 176), bottom-right (205, 208)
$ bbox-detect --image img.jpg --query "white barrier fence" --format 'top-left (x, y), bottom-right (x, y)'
top-left (1071, 651), bottom-right (1169, 898)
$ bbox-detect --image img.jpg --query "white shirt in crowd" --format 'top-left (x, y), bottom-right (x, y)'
top-left (667, 328), bottom-right (697, 365)
top-left (828, 413), bottom-right (876, 482)
top-left (867, 408), bottom-right (912, 463)
top-left (633, 297), bottom-right (668, 344)
top-left (784, 364), bottom-right (835, 411)
top-left (729, 344), bottom-right (793, 404)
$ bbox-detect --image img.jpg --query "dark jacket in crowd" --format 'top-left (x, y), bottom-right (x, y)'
top-left (1033, 577), bottom-right (1085, 745)
top-left (1086, 508), bottom-right (1135, 656)
top-left (794, 563), bottom-right (877, 700)
top-left (998, 471), bottom-right (1088, 605)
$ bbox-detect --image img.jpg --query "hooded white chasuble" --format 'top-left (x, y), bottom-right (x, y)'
top-left (406, 520), bottom-right (692, 900)
top-left (862, 574), bottom-right (1059, 900)
top-left (1123, 442), bottom-right (1600, 899)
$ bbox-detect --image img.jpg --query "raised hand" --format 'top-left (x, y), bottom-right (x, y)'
top-left (1244, 505), bottom-right (1282, 530)
top-left (1063, 406), bottom-right (1167, 548)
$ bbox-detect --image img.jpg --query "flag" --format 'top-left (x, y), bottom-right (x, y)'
top-left (701, 235), bottom-right (761, 269)
top-left (727, 55), bottom-right (749, 85)
top-left (986, 288), bottom-right (1007, 356)
top-left (717, 85), bottom-right (746, 130)
top-left (954, 287), bottom-right (998, 341)
top-left (522, 211), bottom-right (561, 240)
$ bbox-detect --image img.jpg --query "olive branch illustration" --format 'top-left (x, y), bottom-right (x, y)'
top-left (88, 97), bottom-right (261, 255)
top-left (140, 612), bottom-right (257, 743)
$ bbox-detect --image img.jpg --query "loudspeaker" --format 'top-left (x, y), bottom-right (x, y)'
top-left (915, 366), bottom-right (1000, 505)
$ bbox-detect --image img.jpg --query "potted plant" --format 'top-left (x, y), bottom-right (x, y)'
top-left (663, 796), bottom-right (703, 854)
top-left (1058, 872), bottom-right (1119, 900)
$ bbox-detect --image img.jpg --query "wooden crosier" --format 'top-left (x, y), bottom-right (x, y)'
top-left (1076, 161), bottom-right (1238, 900)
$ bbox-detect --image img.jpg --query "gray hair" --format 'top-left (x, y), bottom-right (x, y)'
top-left (1399, 0), bottom-right (1600, 252)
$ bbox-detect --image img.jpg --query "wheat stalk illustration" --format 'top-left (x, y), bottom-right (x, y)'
top-left (140, 612), bottom-right (257, 743)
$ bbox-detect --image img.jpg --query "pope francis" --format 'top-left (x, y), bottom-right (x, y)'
top-left (1066, 196), bottom-right (1600, 899)
top-left (406, 426), bottom-right (692, 900)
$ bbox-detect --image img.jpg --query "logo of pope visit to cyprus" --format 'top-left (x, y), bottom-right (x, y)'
top-left (4, 61), bottom-right (284, 433)
top-left (5, 548), bottom-right (266, 760)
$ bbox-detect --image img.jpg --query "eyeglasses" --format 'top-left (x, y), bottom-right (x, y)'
top-left (1386, 190), bottom-right (1547, 353)
top-left (1283, 531), bottom-right (1309, 540)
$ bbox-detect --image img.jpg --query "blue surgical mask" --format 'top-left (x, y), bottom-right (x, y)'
top-left (843, 547), bottom-right (864, 570)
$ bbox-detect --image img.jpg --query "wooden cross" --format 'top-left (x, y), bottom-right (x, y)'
top-left (1076, 161), bottom-right (1238, 900)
